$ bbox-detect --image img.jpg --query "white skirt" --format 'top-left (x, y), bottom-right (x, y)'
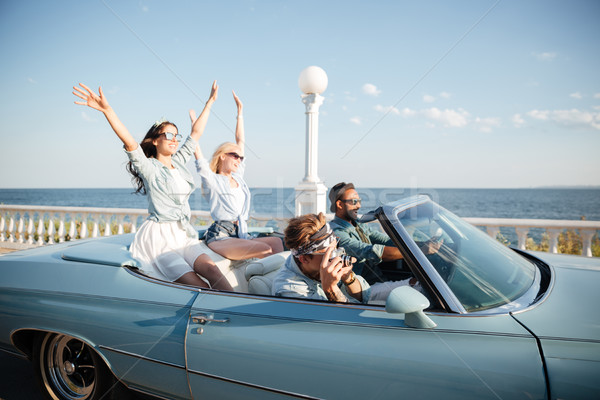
top-left (130, 219), bottom-right (207, 281)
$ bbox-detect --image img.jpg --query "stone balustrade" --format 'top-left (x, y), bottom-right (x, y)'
top-left (1, 205), bottom-right (598, 257)
top-left (0, 205), bottom-right (287, 250)
top-left (463, 217), bottom-right (600, 257)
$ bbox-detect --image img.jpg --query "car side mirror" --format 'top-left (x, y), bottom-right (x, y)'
top-left (386, 286), bottom-right (437, 329)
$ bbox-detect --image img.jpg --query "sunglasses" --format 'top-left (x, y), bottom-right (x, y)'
top-left (161, 132), bottom-right (182, 141)
top-left (340, 198), bottom-right (361, 205)
top-left (226, 152), bottom-right (245, 162)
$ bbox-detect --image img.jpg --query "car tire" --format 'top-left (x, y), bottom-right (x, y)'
top-left (32, 332), bottom-right (131, 400)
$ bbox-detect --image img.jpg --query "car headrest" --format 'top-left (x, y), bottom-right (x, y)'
top-left (245, 252), bottom-right (289, 295)
top-left (245, 251), bottom-right (289, 281)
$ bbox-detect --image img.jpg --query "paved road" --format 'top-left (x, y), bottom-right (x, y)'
top-left (0, 351), bottom-right (43, 400)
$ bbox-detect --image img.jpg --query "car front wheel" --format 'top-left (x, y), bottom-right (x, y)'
top-left (32, 332), bottom-right (126, 400)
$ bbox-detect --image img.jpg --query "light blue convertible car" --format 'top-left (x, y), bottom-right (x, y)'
top-left (0, 195), bottom-right (598, 400)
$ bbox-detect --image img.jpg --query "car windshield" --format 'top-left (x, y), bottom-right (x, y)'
top-left (396, 201), bottom-right (538, 313)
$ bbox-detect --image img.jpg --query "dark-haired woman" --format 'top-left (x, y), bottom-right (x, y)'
top-left (72, 81), bottom-right (233, 291)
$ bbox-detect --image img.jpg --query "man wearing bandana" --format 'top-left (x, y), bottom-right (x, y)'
top-left (271, 213), bottom-right (371, 303)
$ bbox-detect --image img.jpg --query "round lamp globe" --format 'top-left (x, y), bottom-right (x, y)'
top-left (298, 66), bottom-right (328, 94)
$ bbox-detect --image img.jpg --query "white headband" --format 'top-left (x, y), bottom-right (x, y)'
top-left (290, 223), bottom-right (335, 257)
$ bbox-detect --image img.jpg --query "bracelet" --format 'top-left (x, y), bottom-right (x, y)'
top-left (237, 115), bottom-right (243, 119)
top-left (343, 272), bottom-right (356, 286)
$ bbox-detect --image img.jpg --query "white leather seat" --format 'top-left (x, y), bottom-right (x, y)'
top-left (245, 251), bottom-right (289, 295)
top-left (196, 241), bottom-right (251, 292)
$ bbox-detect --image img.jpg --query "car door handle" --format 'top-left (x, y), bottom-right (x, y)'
top-left (192, 314), bottom-right (229, 325)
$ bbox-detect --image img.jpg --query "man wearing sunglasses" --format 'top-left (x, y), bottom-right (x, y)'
top-left (328, 182), bottom-right (407, 286)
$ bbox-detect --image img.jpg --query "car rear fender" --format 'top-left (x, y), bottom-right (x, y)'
top-left (11, 327), bottom-right (113, 372)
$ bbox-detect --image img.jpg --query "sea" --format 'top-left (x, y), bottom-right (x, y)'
top-left (1, 187), bottom-right (598, 221)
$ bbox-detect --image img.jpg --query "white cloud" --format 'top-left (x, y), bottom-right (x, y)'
top-left (512, 114), bottom-right (525, 127)
top-left (400, 108), bottom-right (417, 117)
top-left (527, 110), bottom-right (550, 120)
top-left (570, 92), bottom-right (583, 99)
top-left (423, 94), bottom-right (436, 103)
top-left (374, 104), bottom-right (501, 131)
top-left (474, 117), bottom-right (501, 133)
top-left (525, 108), bottom-right (600, 130)
top-left (552, 109), bottom-right (600, 130)
top-left (423, 92), bottom-right (450, 103)
top-left (374, 104), bottom-right (400, 115)
top-left (422, 107), bottom-right (469, 128)
top-left (533, 51), bottom-right (557, 61)
top-left (362, 83), bottom-right (381, 96)
top-left (27, 77), bottom-right (37, 84)
top-left (349, 117), bottom-right (362, 125)
top-left (594, 93), bottom-right (600, 99)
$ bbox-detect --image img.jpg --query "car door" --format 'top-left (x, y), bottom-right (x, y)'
top-left (185, 291), bottom-right (547, 400)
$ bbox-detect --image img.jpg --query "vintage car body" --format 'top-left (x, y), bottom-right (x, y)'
top-left (0, 195), bottom-right (598, 400)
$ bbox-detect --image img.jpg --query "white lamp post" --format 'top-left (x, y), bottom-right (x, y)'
top-left (295, 66), bottom-right (329, 216)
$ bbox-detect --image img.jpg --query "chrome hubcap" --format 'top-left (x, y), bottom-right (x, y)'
top-left (41, 334), bottom-right (96, 400)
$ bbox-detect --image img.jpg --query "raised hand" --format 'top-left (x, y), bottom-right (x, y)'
top-left (208, 80), bottom-right (218, 104)
top-left (189, 109), bottom-right (197, 125)
top-left (190, 81), bottom-right (219, 141)
top-left (73, 83), bottom-right (110, 113)
top-left (72, 82), bottom-right (136, 150)
top-left (232, 90), bottom-right (243, 115)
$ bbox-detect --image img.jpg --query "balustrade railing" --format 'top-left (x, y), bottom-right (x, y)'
top-left (1, 205), bottom-right (598, 257)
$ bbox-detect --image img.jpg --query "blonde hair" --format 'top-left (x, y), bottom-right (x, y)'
top-left (284, 213), bottom-right (327, 251)
top-left (210, 142), bottom-right (242, 174)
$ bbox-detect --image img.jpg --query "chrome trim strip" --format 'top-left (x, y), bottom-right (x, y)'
top-left (97, 345), bottom-right (186, 370)
top-left (536, 336), bottom-right (600, 344)
top-left (187, 307), bottom-right (531, 337)
top-left (187, 369), bottom-right (322, 399)
top-left (510, 263), bottom-right (556, 315)
top-left (0, 285), bottom-right (195, 309)
top-left (0, 347), bottom-right (28, 359)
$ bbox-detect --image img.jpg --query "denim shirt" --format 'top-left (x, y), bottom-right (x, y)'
top-left (125, 136), bottom-right (197, 238)
top-left (195, 158), bottom-right (251, 239)
top-left (329, 216), bottom-right (394, 276)
top-left (271, 255), bottom-right (371, 304)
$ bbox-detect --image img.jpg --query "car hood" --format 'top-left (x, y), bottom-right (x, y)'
top-left (511, 252), bottom-right (600, 342)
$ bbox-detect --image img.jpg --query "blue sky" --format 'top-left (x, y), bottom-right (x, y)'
top-left (1, 0), bottom-right (599, 189)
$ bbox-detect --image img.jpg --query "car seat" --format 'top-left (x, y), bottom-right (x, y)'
top-left (245, 251), bottom-right (289, 295)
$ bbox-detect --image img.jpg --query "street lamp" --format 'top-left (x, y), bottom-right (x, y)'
top-left (295, 66), bottom-right (329, 216)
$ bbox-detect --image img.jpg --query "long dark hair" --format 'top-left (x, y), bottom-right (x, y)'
top-left (127, 121), bottom-right (178, 195)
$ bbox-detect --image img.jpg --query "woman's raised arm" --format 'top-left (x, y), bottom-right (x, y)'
top-left (232, 90), bottom-right (245, 154)
top-left (190, 81), bottom-right (219, 142)
top-left (73, 83), bottom-right (137, 151)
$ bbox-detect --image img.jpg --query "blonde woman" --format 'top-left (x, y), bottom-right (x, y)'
top-left (193, 91), bottom-right (283, 260)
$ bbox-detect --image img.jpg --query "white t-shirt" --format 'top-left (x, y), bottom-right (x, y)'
top-left (169, 168), bottom-right (189, 204)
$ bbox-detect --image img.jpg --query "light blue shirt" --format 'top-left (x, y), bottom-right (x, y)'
top-left (195, 157), bottom-right (251, 239)
top-left (329, 216), bottom-right (392, 276)
top-left (125, 136), bottom-right (197, 238)
top-left (272, 255), bottom-right (371, 304)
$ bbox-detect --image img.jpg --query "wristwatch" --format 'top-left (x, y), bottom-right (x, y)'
top-left (343, 272), bottom-right (356, 286)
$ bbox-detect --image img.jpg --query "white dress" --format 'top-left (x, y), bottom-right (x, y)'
top-left (130, 168), bottom-right (205, 281)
